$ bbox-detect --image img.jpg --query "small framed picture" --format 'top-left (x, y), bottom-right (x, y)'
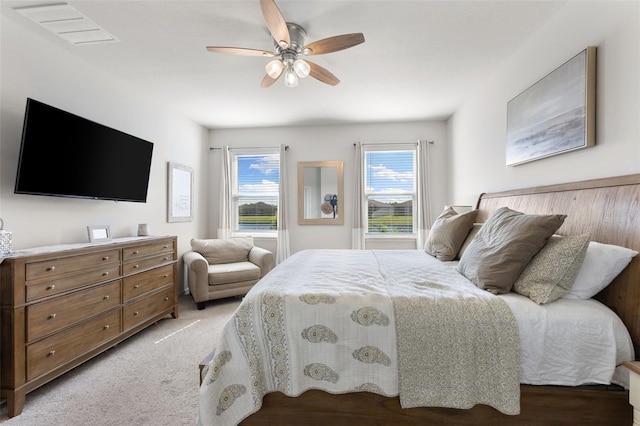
top-left (167, 162), bottom-right (194, 222)
top-left (87, 225), bottom-right (111, 242)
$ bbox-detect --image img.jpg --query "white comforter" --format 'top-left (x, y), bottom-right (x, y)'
top-left (198, 250), bottom-right (634, 426)
top-left (501, 293), bottom-right (634, 386)
top-left (441, 260), bottom-right (634, 387)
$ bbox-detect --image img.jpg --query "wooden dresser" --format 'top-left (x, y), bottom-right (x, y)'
top-left (0, 236), bottom-right (179, 417)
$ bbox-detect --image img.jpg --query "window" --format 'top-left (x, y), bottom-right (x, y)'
top-left (364, 145), bottom-right (416, 235)
top-left (230, 150), bottom-right (280, 233)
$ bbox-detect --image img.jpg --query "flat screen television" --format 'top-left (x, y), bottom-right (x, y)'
top-left (15, 98), bottom-right (154, 202)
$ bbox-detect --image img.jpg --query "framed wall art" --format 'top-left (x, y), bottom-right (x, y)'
top-left (167, 162), bottom-right (193, 222)
top-left (506, 46), bottom-right (596, 166)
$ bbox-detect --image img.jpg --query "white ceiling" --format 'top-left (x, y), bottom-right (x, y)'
top-left (1, 1), bottom-right (566, 129)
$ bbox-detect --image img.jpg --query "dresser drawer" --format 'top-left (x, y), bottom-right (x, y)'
top-left (26, 309), bottom-right (121, 381)
top-left (26, 249), bottom-right (121, 281)
top-left (122, 264), bottom-right (173, 302)
top-left (123, 241), bottom-right (174, 261)
top-left (123, 286), bottom-right (175, 330)
top-left (122, 253), bottom-right (175, 275)
top-left (27, 281), bottom-right (121, 342)
top-left (26, 265), bottom-right (121, 302)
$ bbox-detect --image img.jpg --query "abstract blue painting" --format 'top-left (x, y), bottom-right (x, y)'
top-left (506, 47), bottom-right (596, 166)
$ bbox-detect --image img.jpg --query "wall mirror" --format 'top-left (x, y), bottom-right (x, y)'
top-left (298, 161), bottom-right (344, 225)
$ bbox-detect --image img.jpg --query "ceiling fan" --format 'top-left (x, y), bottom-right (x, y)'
top-left (206, 0), bottom-right (365, 88)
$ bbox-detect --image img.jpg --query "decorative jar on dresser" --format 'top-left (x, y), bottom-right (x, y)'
top-left (0, 236), bottom-right (179, 417)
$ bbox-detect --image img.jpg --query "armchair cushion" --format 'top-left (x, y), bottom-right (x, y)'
top-left (191, 237), bottom-right (253, 264)
top-left (208, 261), bottom-right (261, 285)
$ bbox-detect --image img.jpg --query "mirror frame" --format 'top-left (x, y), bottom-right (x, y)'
top-left (298, 160), bottom-right (344, 225)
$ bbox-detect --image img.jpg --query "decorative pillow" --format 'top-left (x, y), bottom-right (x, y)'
top-left (190, 237), bottom-right (254, 265)
top-left (513, 234), bottom-right (590, 304)
top-left (457, 207), bottom-right (566, 294)
top-left (424, 207), bottom-right (477, 261)
top-left (563, 241), bottom-right (638, 300)
top-left (456, 223), bottom-right (482, 260)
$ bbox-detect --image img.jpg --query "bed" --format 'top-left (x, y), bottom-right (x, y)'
top-left (198, 174), bottom-right (640, 426)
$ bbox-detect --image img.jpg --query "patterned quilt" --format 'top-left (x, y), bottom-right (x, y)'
top-left (198, 250), bottom-right (520, 425)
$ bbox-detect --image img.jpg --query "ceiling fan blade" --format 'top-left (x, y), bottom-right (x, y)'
top-left (307, 60), bottom-right (340, 86)
top-left (206, 46), bottom-right (276, 57)
top-left (261, 73), bottom-right (281, 88)
top-left (260, 0), bottom-right (290, 49)
top-left (303, 33), bottom-right (365, 55)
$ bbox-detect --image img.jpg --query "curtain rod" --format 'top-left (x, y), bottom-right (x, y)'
top-left (209, 146), bottom-right (288, 151)
top-left (353, 140), bottom-right (434, 147)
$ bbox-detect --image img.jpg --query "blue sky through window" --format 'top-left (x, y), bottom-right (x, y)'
top-left (236, 154), bottom-right (279, 197)
top-left (365, 151), bottom-right (415, 199)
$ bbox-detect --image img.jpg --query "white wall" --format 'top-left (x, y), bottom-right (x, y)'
top-left (0, 16), bottom-right (210, 290)
top-left (448, 1), bottom-right (640, 205)
top-left (209, 121), bottom-right (447, 255)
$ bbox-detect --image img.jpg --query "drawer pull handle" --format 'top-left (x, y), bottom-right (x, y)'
top-left (46, 285), bottom-right (56, 291)
top-left (49, 313), bottom-right (57, 320)
top-left (103, 256), bottom-right (109, 261)
top-left (163, 274), bottom-right (168, 278)
top-left (103, 295), bottom-right (110, 300)
top-left (163, 257), bottom-right (169, 261)
top-left (103, 271), bottom-right (110, 276)
top-left (133, 311), bottom-right (139, 316)
top-left (133, 264), bottom-right (139, 269)
top-left (164, 297), bottom-right (169, 301)
top-left (46, 266), bottom-right (56, 272)
top-left (134, 284), bottom-right (140, 289)
top-left (132, 250), bottom-right (139, 255)
top-left (163, 245), bottom-right (168, 249)
top-left (104, 325), bottom-right (110, 330)
top-left (48, 350), bottom-right (56, 357)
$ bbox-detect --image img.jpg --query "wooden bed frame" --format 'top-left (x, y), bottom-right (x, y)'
top-left (237, 174), bottom-right (640, 425)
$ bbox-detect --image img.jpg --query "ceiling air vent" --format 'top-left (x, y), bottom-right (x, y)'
top-left (14, 3), bottom-right (118, 45)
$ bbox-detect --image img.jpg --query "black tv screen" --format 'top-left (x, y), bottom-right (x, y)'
top-left (15, 98), bottom-right (154, 202)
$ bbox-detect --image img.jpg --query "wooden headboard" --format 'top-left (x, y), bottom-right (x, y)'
top-left (475, 174), bottom-right (640, 359)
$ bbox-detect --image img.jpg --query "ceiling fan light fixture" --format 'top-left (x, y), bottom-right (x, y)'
top-left (205, 0), bottom-right (365, 88)
top-left (293, 59), bottom-right (310, 78)
top-left (265, 59), bottom-right (284, 78)
top-left (284, 66), bottom-right (298, 87)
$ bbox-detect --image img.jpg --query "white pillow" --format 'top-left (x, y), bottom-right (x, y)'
top-left (563, 241), bottom-right (638, 300)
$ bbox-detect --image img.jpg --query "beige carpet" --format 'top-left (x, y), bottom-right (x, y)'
top-left (0, 295), bottom-right (241, 426)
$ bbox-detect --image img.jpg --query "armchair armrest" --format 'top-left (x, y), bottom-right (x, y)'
top-left (183, 250), bottom-right (209, 273)
top-left (248, 246), bottom-right (275, 277)
top-left (183, 251), bottom-right (210, 303)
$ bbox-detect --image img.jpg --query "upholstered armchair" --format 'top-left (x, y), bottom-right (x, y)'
top-left (183, 237), bottom-right (274, 310)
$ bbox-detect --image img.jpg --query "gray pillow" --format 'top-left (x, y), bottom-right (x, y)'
top-left (457, 223), bottom-right (482, 260)
top-left (513, 234), bottom-right (590, 304)
top-left (191, 237), bottom-right (253, 264)
top-left (424, 207), bottom-right (478, 261)
top-left (457, 207), bottom-right (566, 294)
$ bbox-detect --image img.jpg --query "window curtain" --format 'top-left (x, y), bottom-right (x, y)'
top-left (217, 146), bottom-right (231, 239)
top-left (352, 141), bottom-right (365, 249)
top-left (276, 144), bottom-right (290, 264)
top-left (416, 139), bottom-right (432, 249)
